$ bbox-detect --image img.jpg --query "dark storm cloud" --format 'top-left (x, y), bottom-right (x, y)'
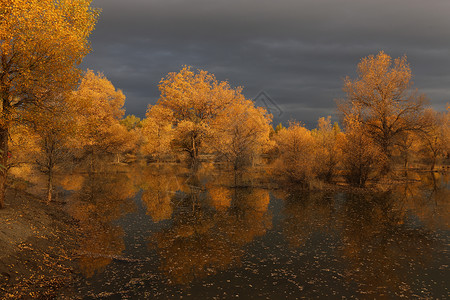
top-left (83, 0), bottom-right (450, 127)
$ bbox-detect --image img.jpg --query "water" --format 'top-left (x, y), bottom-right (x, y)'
top-left (61, 166), bottom-right (449, 299)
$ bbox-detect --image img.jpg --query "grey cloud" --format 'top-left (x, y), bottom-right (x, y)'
top-left (82, 0), bottom-right (450, 126)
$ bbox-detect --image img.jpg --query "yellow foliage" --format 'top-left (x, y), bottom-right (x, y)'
top-left (312, 116), bottom-right (344, 182)
top-left (69, 70), bottom-right (134, 162)
top-left (211, 99), bottom-right (273, 170)
top-left (141, 105), bottom-right (174, 158)
top-left (341, 120), bottom-right (384, 187)
top-left (273, 122), bottom-right (317, 186)
top-left (0, 0), bottom-right (98, 126)
top-left (338, 51), bottom-right (427, 168)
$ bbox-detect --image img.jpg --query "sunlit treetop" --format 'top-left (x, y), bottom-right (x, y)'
top-left (0, 0), bottom-right (99, 121)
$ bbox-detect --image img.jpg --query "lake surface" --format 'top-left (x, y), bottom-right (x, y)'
top-left (60, 166), bottom-right (449, 299)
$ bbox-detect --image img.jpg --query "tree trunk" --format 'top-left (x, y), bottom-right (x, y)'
top-left (0, 126), bottom-right (8, 209)
top-left (431, 155), bottom-right (436, 171)
top-left (47, 168), bottom-right (53, 204)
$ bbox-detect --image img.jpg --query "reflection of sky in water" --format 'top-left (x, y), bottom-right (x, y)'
top-left (63, 168), bottom-right (449, 299)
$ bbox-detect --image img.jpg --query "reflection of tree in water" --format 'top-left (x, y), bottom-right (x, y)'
top-left (65, 172), bottom-right (138, 278)
top-left (139, 167), bottom-right (183, 222)
top-left (413, 172), bottom-right (450, 230)
top-left (337, 191), bottom-right (438, 297)
top-left (148, 185), bottom-right (272, 285)
top-left (277, 178), bottom-right (447, 298)
top-left (279, 191), bottom-right (335, 248)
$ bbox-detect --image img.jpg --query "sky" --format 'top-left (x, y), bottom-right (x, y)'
top-left (82, 0), bottom-right (450, 127)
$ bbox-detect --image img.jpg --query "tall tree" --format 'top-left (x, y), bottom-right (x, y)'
top-left (0, 0), bottom-right (98, 208)
top-left (69, 70), bottom-right (130, 170)
top-left (338, 51), bottom-right (428, 173)
top-left (211, 99), bottom-right (272, 182)
top-left (156, 66), bottom-right (240, 165)
top-left (27, 98), bottom-right (76, 203)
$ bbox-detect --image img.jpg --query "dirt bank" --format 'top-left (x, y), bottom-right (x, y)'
top-left (0, 188), bottom-right (80, 299)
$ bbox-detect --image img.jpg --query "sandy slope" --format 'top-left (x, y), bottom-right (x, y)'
top-left (0, 188), bottom-right (79, 298)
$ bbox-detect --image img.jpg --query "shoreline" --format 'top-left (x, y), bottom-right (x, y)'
top-left (0, 189), bottom-right (80, 299)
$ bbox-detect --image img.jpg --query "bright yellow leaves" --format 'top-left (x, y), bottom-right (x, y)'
top-left (339, 51), bottom-right (427, 163)
top-left (211, 99), bottom-right (273, 171)
top-left (69, 70), bottom-right (132, 166)
top-left (153, 66), bottom-right (233, 161)
top-left (0, 0), bottom-right (98, 207)
top-left (142, 66), bottom-right (273, 170)
top-left (0, 0), bottom-right (98, 113)
top-left (272, 122), bottom-right (317, 186)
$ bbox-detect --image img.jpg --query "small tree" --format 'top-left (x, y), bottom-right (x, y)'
top-left (418, 109), bottom-right (448, 170)
top-left (273, 122), bottom-right (317, 187)
top-left (141, 105), bottom-right (174, 161)
top-left (341, 119), bottom-right (383, 187)
top-left (312, 116), bottom-right (344, 183)
top-left (31, 100), bottom-right (76, 202)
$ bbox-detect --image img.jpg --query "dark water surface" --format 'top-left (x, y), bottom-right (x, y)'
top-left (61, 167), bottom-right (449, 299)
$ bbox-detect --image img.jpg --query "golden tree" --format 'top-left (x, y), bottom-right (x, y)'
top-left (141, 104), bottom-right (174, 160)
top-left (340, 117), bottom-right (383, 187)
top-left (273, 122), bottom-right (317, 187)
top-left (211, 99), bottom-right (272, 179)
top-left (417, 108), bottom-right (449, 170)
top-left (0, 0), bottom-right (98, 208)
top-left (338, 51), bottom-right (428, 173)
top-left (154, 66), bottom-right (241, 165)
top-left (312, 116), bottom-right (344, 183)
top-left (69, 70), bottom-right (133, 170)
top-left (26, 98), bottom-right (77, 202)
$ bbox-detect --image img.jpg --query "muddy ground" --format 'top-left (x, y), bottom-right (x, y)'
top-left (0, 187), bottom-right (81, 299)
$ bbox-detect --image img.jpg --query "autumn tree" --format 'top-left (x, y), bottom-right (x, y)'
top-left (154, 66), bottom-right (241, 165)
top-left (417, 108), bottom-right (448, 170)
top-left (211, 99), bottom-right (272, 182)
top-left (141, 105), bottom-right (174, 161)
top-left (0, 0), bottom-right (98, 208)
top-left (338, 51), bottom-right (428, 173)
top-left (121, 115), bottom-right (142, 131)
top-left (312, 116), bottom-right (344, 183)
top-left (69, 70), bottom-right (133, 170)
top-left (341, 118), bottom-right (383, 187)
top-left (26, 98), bottom-right (77, 202)
top-left (394, 131), bottom-right (418, 171)
top-left (273, 122), bottom-right (317, 187)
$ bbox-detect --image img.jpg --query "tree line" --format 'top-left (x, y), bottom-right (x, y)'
top-left (1, 1), bottom-right (449, 208)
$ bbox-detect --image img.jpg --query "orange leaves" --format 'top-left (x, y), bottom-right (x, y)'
top-left (0, 0), bottom-right (98, 113)
top-left (144, 66), bottom-right (273, 167)
top-left (69, 70), bottom-right (129, 157)
top-left (211, 99), bottom-right (273, 170)
top-left (339, 51), bottom-right (428, 176)
top-left (273, 122), bottom-right (317, 185)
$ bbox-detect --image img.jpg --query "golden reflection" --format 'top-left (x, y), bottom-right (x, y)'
top-left (207, 186), bottom-right (232, 211)
top-left (139, 167), bottom-right (182, 222)
top-left (280, 191), bottom-right (334, 248)
top-left (276, 175), bottom-right (448, 297)
top-left (66, 172), bottom-right (138, 278)
top-left (336, 191), bottom-right (436, 297)
top-left (149, 184), bottom-right (272, 285)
